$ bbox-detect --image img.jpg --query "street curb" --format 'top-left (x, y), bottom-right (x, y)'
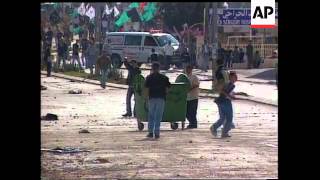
top-left (120, 67), bottom-right (276, 85)
top-left (41, 71), bottom-right (128, 90)
top-left (41, 71), bottom-right (278, 107)
top-left (198, 93), bottom-right (278, 107)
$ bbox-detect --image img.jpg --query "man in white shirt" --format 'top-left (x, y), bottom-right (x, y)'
top-left (185, 65), bottom-right (200, 128)
top-left (164, 41), bottom-right (174, 69)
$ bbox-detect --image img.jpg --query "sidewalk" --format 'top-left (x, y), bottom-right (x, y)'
top-left (41, 71), bottom-right (277, 107)
top-left (115, 68), bottom-right (278, 105)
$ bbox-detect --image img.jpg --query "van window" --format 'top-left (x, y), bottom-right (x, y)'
top-left (108, 35), bottom-right (124, 45)
top-left (124, 35), bottom-right (142, 46)
top-left (153, 34), bottom-right (179, 47)
top-left (144, 36), bottom-right (158, 46)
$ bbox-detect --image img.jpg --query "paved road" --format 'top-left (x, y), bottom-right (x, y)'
top-left (41, 75), bottom-right (278, 179)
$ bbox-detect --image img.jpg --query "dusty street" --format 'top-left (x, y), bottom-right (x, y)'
top-left (41, 75), bottom-right (278, 179)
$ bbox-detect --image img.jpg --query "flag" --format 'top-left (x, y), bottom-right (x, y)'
top-left (86, 6), bottom-right (95, 20)
top-left (141, 11), bottom-right (153, 22)
top-left (78, 3), bottom-right (86, 16)
top-left (127, 8), bottom-right (141, 22)
top-left (113, 6), bottom-right (120, 17)
top-left (141, 2), bottom-right (157, 22)
top-left (139, 2), bottom-right (147, 11)
top-left (144, 2), bottom-right (157, 12)
top-left (128, 2), bottom-right (139, 9)
top-left (115, 12), bottom-right (130, 27)
top-left (105, 4), bottom-right (113, 15)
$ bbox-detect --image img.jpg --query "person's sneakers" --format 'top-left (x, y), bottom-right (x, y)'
top-left (154, 134), bottom-right (160, 139)
top-left (187, 125), bottom-right (197, 129)
top-left (210, 124), bottom-right (217, 137)
top-left (146, 133), bottom-right (153, 138)
top-left (221, 134), bottom-right (232, 138)
top-left (122, 113), bottom-right (132, 117)
top-left (231, 123), bottom-right (236, 129)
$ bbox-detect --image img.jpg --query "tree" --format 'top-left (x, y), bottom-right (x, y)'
top-left (159, 3), bottom-right (205, 32)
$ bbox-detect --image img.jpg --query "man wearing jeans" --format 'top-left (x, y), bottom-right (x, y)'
top-left (210, 72), bottom-right (238, 138)
top-left (145, 63), bottom-right (171, 139)
top-left (122, 58), bottom-right (141, 117)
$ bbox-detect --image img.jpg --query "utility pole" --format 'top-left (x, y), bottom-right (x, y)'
top-left (204, 3), bottom-right (209, 42)
top-left (94, 3), bottom-right (103, 55)
top-left (211, 2), bottom-right (218, 91)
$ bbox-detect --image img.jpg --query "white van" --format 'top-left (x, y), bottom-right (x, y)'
top-left (103, 32), bottom-right (181, 68)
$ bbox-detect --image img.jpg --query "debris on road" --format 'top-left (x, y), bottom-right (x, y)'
top-left (68, 89), bottom-right (82, 94)
top-left (41, 147), bottom-right (91, 154)
top-left (79, 129), bottom-right (90, 133)
top-left (95, 158), bottom-right (111, 163)
top-left (189, 140), bottom-right (193, 143)
top-left (41, 113), bottom-right (58, 121)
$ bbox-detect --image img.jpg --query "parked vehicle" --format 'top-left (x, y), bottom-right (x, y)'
top-left (103, 32), bottom-right (183, 69)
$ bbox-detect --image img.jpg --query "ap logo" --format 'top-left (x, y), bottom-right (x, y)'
top-left (251, 0), bottom-right (276, 28)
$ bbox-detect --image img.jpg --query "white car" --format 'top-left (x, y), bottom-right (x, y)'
top-left (103, 32), bottom-right (181, 68)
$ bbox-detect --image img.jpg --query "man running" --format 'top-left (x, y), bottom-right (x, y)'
top-left (211, 71), bottom-right (238, 138)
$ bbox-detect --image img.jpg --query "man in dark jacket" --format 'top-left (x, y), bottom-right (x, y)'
top-left (239, 48), bottom-right (245, 63)
top-left (232, 46), bottom-right (240, 64)
top-left (246, 40), bottom-right (254, 69)
top-left (80, 37), bottom-right (89, 68)
top-left (122, 58), bottom-right (141, 117)
top-left (57, 38), bottom-right (67, 70)
top-left (150, 48), bottom-right (158, 64)
top-left (44, 46), bottom-right (52, 77)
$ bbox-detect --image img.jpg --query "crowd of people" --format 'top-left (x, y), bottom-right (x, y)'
top-left (197, 40), bottom-right (264, 71)
top-left (41, 25), bottom-right (104, 76)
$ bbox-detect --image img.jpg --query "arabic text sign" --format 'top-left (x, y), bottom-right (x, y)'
top-left (217, 8), bottom-right (278, 26)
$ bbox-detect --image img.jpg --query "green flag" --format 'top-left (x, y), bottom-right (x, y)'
top-left (141, 2), bottom-right (157, 22)
top-left (128, 2), bottom-right (139, 9)
top-left (144, 2), bottom-right (157, 12)
top-left (115, 12), bottom-right (131, 27)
